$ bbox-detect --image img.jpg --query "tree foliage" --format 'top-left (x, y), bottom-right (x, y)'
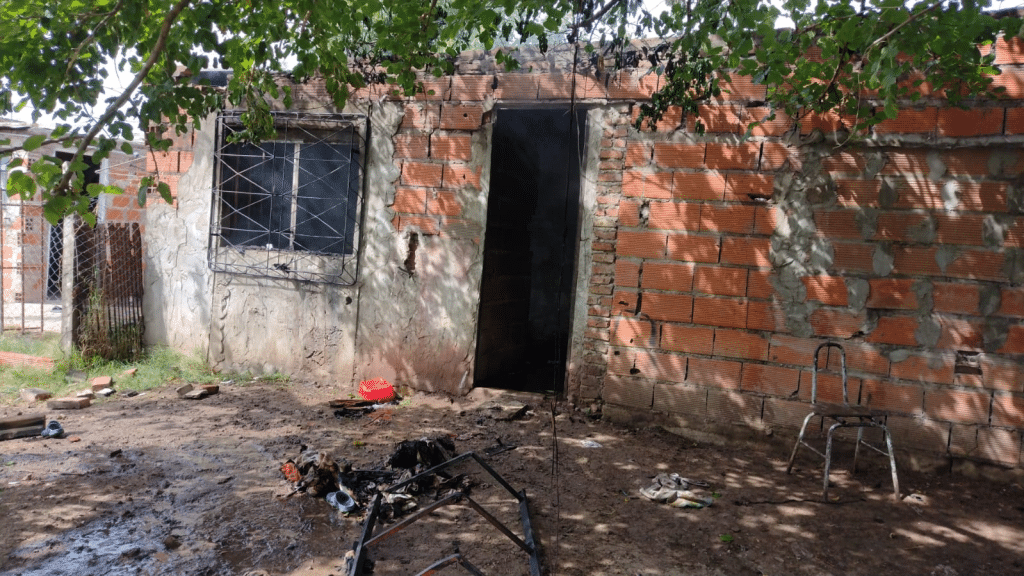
top-left (0, 0), bottom-right (1020, 221)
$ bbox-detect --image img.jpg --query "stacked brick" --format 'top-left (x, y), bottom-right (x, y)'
top-left (350, 37), bottom-right (1024, 470)
top-left (140, 127), bottom-right (195, 217)
top-left (389, 77), bottom-right (485, 241)
top-left (603, 35), bottom-right (1024, 470)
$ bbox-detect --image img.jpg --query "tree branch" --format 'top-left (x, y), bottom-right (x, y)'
top-left (574, 0), bottom-right (627, 32)
top-left (65, 0), bottom-right (127, 80)
top-left (53, 0), bottom-right (193, 196)
top-left (867, 1), bottom-right (942, 53)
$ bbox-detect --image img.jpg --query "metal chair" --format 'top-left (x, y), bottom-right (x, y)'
top-left (786, 342), bottom-right (900, 501)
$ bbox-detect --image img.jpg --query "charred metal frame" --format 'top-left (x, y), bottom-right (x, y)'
top-left (349, 451), bottom-right (541, 576)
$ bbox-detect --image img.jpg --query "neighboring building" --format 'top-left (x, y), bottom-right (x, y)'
top-left (1, 122), bottom-right (146, 326)
top-left (143, 38), bottom-right (1024, 472)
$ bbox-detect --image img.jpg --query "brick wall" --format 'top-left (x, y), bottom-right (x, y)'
top-left (168, 37), bottom-right (1024, 470)
top-left (369, 37), bottom-right (1024, 470)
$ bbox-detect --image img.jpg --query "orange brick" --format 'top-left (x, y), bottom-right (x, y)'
top-left (687, 357), bottom-right (743, 389)
top-left (1007, 108), bottom-right (1024, 135)
top-left (448, 75), bottom-right (493, 101)
top-left (653, 142), bottom-right (706, 168)
top-left (753, 205), bottom-right (780, 235)
top-left (994, 35), bottom-right (1024, 65)
top-left (720, 236), bottom-right (770, 267)
top-left (822, 152), bottom-right (868, 174)
top-left (998, 287), bottom-right (1024, 317)
top-left (623, 171), bottom-right (673, 199)
top-left (696, 104), bottom-right (745, 134)
top-left (802, 275), bottom-right (848, 306)
top-left (768, 335), bottom-right (820, 366)
top-left (625, 142), bottom-right (651, 167)
top-left (619, 200), bottom-right (641, 227)
top-left (798, 371), bottom-right (859, 405)
top-left (667, 234), bottom-right (720, 263)
top-left (998, 324), bottom-right (1024, 354)
top-left (760, 142), bottom-right (797, 171)
top-left (394, 134), bottom-right (430, 158)
top-left (933, 213), bottom-right (987, 246)
top-left (745, 107), bottom-right (794, 137)
top-left (401, 103), bottom-right (440, 131)
top-left (825, 341), bottom-right (890, 376)
top-left (661, 325), bottom-right (714, 355)
top-left (746, 300), bottom-right (787, 332)
top-left (431, 134), bottom-right (473, 161)
top-left (874, 211), bottom-right (931, 242)
top-left (699, 204), bottom-right (755, 234)
top-left (941, 149), bottom-right (1003, 178)
top-left (427, 190), bottom-right (461, 216)
top-left (959, 181), bottom-right (1008, 212)
top-left (615, 260), bottom-right (640, 287)
top-left (442, 164), bottom-right (481, 189)
top-left (982, 356), bottom-right (1024, 393)
top-left (674, 172), bottom-right (727, 201)
top-left (613, 291), bottom-right (639, 315)
top-left (648, 202), bottom-right (700, 231)
top-left (642, 262), bottom-right (694, 291)
top-left (439, 103), bottom-right (483, 130)
top-left (617, 231), bottom-right (667, 259)
top-left (716, 74), bottom-right (767, 101)
top-left (809, 308), bottom-right (866, 338)
top-left (933, 282), bottom-right (980, 314)
top-left (741, 363), bottom-right (800, 396)
top-left (641, 293), bottom-right (694, 322)
top-left (694, 266), bottom-right (747, 297)
top-left (608, 70), bottom-right (657, 100)
top-left (992, 69), bottom-right (1024, 100)
top-left (991, 394), bottom-right (1024, 428)
top-left (393, 187), bottom-right (427, 213)
top-left (937, 108), bottom-right (1004, 138)
top-left (890, 353), bottom-right (955, 385)
top-left (414, 78), bottom-right (450, 100)
top-left (814, 210), bottom-right (862, 240)
top-left (724, 173), bottom-right (773, 201)
top-left (747, 270), bottom-right (774, 299)
top-left (866, 315), bottom-right (919, 346)
top-left (880, 150), bottom-right (932, 176)
top-left (692, 297), bottom-right (747, 329)
top-left (607, 349), bottom-right (687, 383)
top-left (611, 317), bottom-right (655, 347)
top-left (936, 317), bottom-right (984, 350)
top-left (493, 73), bottom-right (539, 100)
top-left (925, 388), bottom-right (992, 425)
top-left (834, 179), bottom-right (881, 207)
top-left (401, 161), bottom-right (443, 187)
top-left (867, 278), bottom-right (917, 309)
top-left (394, 215), bottom-right (439, 235)
top-left (860, 379), bottom-right (925, 414)
top-left (713, 329), bottom-right (769, 361)
top-left (705, 142), bottom-right (761, 170)
top-left (874, 107), bottom-right (937, 135)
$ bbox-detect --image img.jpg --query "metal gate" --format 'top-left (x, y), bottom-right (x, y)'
top-left (68, 219), bottom-right (145, 361)
top-left (1, 195), bottom-right (63, 333)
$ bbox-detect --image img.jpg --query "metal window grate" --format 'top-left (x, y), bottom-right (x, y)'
top-left (208, 112), bottom-right (367, 285)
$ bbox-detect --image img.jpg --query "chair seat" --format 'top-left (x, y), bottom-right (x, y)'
top-left (809, 402), bottom-right (884, 419)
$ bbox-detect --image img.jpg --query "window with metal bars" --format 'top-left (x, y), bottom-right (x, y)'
top-left (208, 112), bottom-right (366, 285)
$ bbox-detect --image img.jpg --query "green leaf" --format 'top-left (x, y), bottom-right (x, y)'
top-left (22, 135), bottom-right (45, 151)
top-left (120, 142), bottom-right (134, 155)
top-left (719, 534), bottom-right (734, 543)
top-left (157, 182), bottom-right (173, 204)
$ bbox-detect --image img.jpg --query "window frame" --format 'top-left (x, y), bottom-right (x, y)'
top-left (208, 111), bottom-right (368, 286)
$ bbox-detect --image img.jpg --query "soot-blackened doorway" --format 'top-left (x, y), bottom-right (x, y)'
top-left (475, 107), bottom-right (586, 394)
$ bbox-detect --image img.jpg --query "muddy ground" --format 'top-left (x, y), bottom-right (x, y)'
top-left (1, 379), bottom-right (1022, 576)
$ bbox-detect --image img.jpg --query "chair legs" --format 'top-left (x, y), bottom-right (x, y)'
top-left (787, 413), bottom-right (817, 474)
top-left (788, 416), bottom-right (900, 502)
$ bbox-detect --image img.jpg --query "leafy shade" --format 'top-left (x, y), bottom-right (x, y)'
top-left (0, 0), bottom-right (1020, 221)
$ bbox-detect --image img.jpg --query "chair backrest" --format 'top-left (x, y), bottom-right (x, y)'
top-left (811, 342), bottom-right (848, 405)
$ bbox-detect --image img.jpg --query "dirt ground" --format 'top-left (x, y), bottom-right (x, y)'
top-left (1, 379), bottom-right (1023, 576)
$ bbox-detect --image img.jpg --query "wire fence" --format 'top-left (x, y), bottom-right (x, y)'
top-left (1, 195), bottom-right (62, 334)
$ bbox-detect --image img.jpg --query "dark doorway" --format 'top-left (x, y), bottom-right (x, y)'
top-left (474, 108), bottom-right (586, 394)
